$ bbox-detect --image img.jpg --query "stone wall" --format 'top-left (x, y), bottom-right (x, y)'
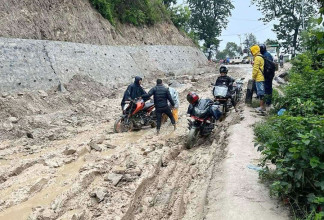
top-left (0, 37), bottom-right (207, 93)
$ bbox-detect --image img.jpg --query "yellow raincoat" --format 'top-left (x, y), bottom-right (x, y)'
top-left (250, 45), bottom-right (264, 82)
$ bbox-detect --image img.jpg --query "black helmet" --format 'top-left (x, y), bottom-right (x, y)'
top-left (219, 66), bottom-right (228, 74)
top-left (259, 44), bottom-right (266, 54)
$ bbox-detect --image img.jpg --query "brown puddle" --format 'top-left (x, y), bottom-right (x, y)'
top-left (0, 157), bottom-right (86, 220)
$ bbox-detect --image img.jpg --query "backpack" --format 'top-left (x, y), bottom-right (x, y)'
top-left (258, 55), bottom-right (276, 80)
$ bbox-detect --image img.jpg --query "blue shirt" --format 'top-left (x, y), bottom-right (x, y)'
top-left (263, 51), bottom-right (273, 61)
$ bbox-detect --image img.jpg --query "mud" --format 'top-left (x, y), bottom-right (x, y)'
top-left (0, 64), bottom-right (288, 220)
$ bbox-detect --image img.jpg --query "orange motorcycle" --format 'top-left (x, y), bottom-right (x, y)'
top-left (114, 98), bottom-right (156, 133)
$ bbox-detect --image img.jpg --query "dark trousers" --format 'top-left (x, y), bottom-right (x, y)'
top-left (156, 106), bottom-right (175, 130)
top-left (264, 79), bottom-right (273, 105)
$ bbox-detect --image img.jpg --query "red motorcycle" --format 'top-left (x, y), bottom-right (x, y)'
top-left (114, 98), bottom-right (156, 133)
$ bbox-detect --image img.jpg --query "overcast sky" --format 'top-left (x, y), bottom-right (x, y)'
top-left (176, 0), bottom-right (277, 50)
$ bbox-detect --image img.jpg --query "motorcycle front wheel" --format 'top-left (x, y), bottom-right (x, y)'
top-left (185, 127), bottom-right (199, 149)
top-left (114, 118), bottom-right (133, 133)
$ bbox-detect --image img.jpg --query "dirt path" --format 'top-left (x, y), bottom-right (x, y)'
top-left (0, 64), bottom-right (289, 219)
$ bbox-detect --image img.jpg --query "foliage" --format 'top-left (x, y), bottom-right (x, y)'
top-left (170, 5), bottom-right (191, 31)
top-left (254, 24), bottom-right (324, 218)
top-left (216, 42), bottom-right (242, 59)
top-left (255, 116), bottom-right (324, 218)
top-left (251, 0), bottom-right (319, 56)
top-left (89, 0), bottom-right (168, 26)
top-left (273, 55), bottom-right (324, 116)
top-left (265, 38), bottom-right (280, 47)
top-left (162, 0), bottom-right (176, 8)
top-left (187, 0), bottom-right (234, 59)
top-left (245, 33), bottom-right (258, 48)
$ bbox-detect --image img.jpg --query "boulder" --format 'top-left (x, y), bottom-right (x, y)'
top-left (63, 146), bottom-right (77, 155)
top-left (38, 90), bottom-right (48, 98)
top-left (104, 173), bottom-right (123, 186)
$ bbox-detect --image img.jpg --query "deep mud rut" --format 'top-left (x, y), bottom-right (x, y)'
top-left (0, 64), bottom-right (288, 220)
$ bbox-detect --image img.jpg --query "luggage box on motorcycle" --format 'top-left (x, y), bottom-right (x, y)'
top-left (213, 86), bottom-right (228, 97)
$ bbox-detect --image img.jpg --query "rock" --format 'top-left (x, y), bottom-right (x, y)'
top-left (112, 166), bottom-right (127, 174)
top-left (58, 82), bottom-right (67, 92)
top-left (126, 161), bottom-right (136, 169)
top-left (274, 76), bottom-right (286, 85)
top-left (47, 134), bottom-right (55, 141)
top-left (26, 132), bottom-right (34, 139)
top-left (95, 136), bottom-right (105, 144)
top-left (123, 174), bottom-right (137, 182)
top-left (104, 173), bottom-right (123, 186)
top-left (126, 168), bottom-right (142, 176)
top-left (90, 187), bottom-right (108, 203)
top-left (165, 72), bottom-right (175, 77)
top-left (278, 71), bottom-right (288, 78)
top-left (77, 145), bottom-right (91, 156)
top-left (2, 122), bottom-right (13, 131)
top-left (89, 142), bottom-right (102, 152)
top-left (17, 92), bottom-right (24, 96)
top-left (105, 143), bottom-right (116, 149)
top-left (191, 77), bottom-right (198, 82)
top-left (1, 92), bottom-right (9, 98)
top-left (63, 146), bottom-right (77, 155)
top-left (38, 90), bottom-right (48, 98)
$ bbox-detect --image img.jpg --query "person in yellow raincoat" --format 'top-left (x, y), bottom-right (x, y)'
top-left (250, 45), bottom-right (265, 112)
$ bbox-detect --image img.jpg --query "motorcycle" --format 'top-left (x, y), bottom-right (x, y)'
top-left (232, 77), bottom-right (245, 102)
top-left (185, 99), bottom-right (218, 149)
top-left (114, 98), bottom-right (156, 133)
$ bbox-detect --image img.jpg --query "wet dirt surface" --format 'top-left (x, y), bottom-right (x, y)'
top-left (0, 64), bottom-right (288, 219)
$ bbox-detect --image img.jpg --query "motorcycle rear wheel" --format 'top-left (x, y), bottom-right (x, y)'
top-left (185, 127), bottom-right (199, 149)
top-left (114, 118), bottom-right (134, 133)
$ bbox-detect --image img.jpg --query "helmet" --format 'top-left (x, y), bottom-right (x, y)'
top-left (187, 92), bottom-right (199, 104)
top-left (259, 44), bottom-right (266, 54)
top-left (219, 66), bottom-right (228, 74)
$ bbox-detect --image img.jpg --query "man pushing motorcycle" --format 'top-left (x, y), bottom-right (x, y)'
top-left (141, 79), bottom-right (176, 135)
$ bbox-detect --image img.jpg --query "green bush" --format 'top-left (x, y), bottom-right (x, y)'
top-left (255, 116), bottom-right (324, 218)
top-left (255, 24), bottom-right (324, 219)
top-left (89, 0), bottom-right (168, 26)
top-left (273, 54), bottom-right (324, 116)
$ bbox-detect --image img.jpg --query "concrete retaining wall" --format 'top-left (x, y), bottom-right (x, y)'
top-left (0, 37), bottom-right (207, 93)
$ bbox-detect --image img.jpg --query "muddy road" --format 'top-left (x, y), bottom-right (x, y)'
top-left (0, 64), bottom-right (288, 220)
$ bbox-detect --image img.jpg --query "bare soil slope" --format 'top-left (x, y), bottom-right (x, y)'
top-left (0, 0), bottom-right (194, 46)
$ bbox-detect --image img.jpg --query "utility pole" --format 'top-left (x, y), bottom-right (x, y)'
top-left (238, 34), bottom-right (242, 54)
top-left (302, 0), bottom-right (305, 30)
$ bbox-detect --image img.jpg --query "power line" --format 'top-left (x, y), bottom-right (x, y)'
top-left (220, 23), bottom-right (273, 37)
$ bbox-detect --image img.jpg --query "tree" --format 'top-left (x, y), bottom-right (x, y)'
top-left (244, 33), bottom-right (258, 49)
top-left (187, 0), bottom-right (234, 60)
top-left (163, 0), bottom-right (176, 8)
top-left (170, 5), bottom-right (191, 32)
top-left (251, 0), bottom-right (319, 56)
top-left (216, 42), bottom-right (242, 59)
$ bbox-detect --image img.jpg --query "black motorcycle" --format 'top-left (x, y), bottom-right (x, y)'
top-left (185, 99), bottom-right (218, 149)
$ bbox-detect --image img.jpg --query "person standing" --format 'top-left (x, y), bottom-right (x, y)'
top-left (260, 44), bottom-right (275, 106)
top-left (250, 45), bottom-right (265, 112)
top-left (279, 53), bottom-right (284, 68)
top-left (142, 79), bottom-right (176, 135)
top-left (121, 76), bottom-right (147, 111)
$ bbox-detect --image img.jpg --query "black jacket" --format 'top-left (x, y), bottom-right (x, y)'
top-left (121, 76), bottom-right (147, 106)
top-left (215, 75), bottom-right (235, 89)
top-left (142, 84), bottom-right (175, 109)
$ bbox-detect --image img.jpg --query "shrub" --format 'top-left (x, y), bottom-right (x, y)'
top-left (255, 116), bottom-right (324, 217)
top-left (89, 0), bottom-right (168, 26)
